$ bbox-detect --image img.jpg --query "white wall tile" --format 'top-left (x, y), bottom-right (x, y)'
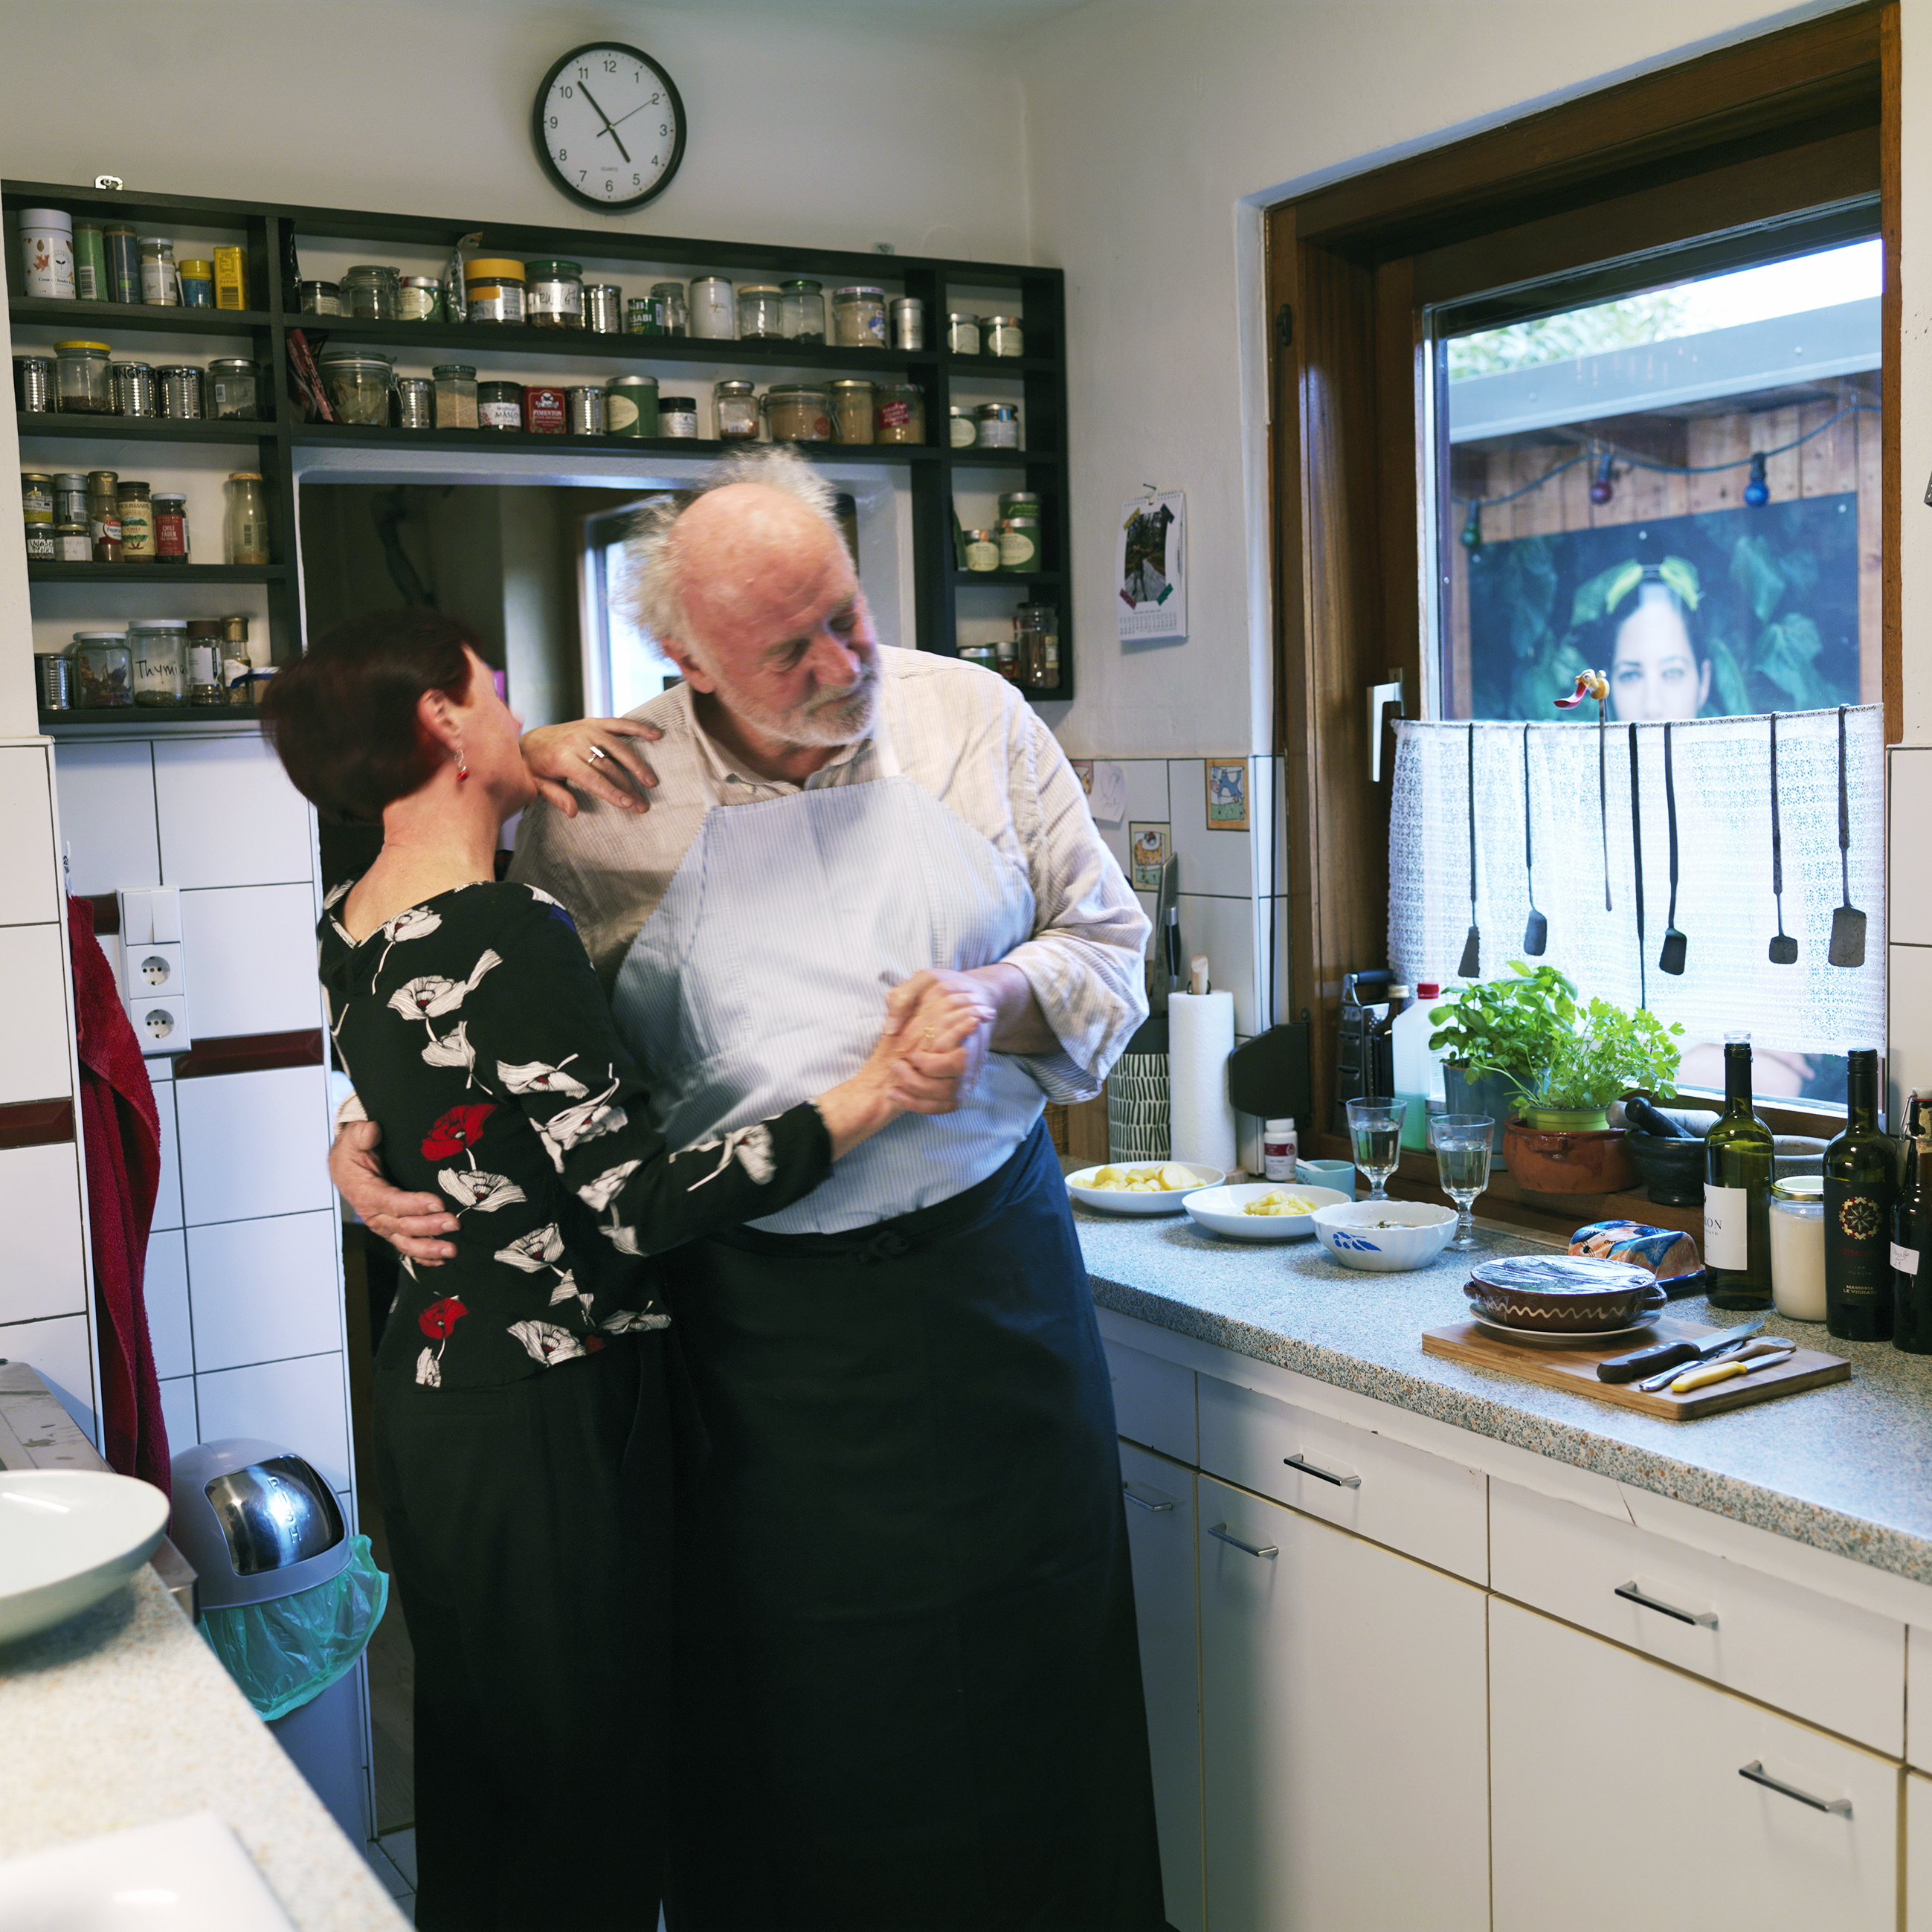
top-left (1168, 757), bottom-right (1254, 897)
top-left (145, 1227), bottom-right (192, 1381)
top-left (51, 741), bottom-right (159, 899)
top-left (1892, 749), bottom-right (1932, 947)
top-left (187, 1208), bottom-right (343, 1373)
top-left (0, 746), bottom-right (59, 928)
top-left (152, 1078), bottom-right (182, 1232)
top-left (195, 1351), bottom-right (350, 1491)
top-left (0, 924), bottom-right (74, 1103)
top-left (175, 1063), bottom-right (332, 1227)
top-left (0, 1140), bottom-right (87, 1324)
top-left (0, 1313), bottom-right (95, 1440)
top-left (157, 1374), bottom-right (197, 1457)
top-left (181, 883), bottom-right (325, 1040)
top-left (1890, 943), bottom-right (1932, 1125)
top-left (1120, 758), bottom-right (1170, 825)
top-left (1175, 892), bottom-right (1258, 1035)
top-left (154, 738), bottom-right (313, 889)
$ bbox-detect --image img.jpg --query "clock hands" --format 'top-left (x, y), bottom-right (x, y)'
top-left (576, 81), bottom-right (632, 164)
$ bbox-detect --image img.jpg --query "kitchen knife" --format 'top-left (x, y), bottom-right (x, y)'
top-left (1669, 1347), bottom-right (1797, 1396)
top-left (1598, 1318), bottom-right (1762, 1385)
top-left (1638, 1333), bottom-right (1790, 1394)
top-left (1150, 856), bottom-right (1179, 1013)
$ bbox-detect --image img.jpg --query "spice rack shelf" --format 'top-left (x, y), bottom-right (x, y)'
top-left (951, 570), bottom-right (1064, 587)
top-left (36, 706), bottom-right (261, 734)
top-left (7, 177), bottom-right (1073, 702)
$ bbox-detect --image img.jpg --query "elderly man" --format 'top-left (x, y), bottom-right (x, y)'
top-left (335, 448), bottom-right (1162, 1931)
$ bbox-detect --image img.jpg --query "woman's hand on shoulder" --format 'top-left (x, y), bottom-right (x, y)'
top-left (521, 717), bottom-right (663, 817)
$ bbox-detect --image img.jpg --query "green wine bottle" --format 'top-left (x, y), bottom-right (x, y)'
top-left (1704, 1034), bottom-right (1774, 1310)
top-left (1893, 1092), bottom-right (1932, 1354)
top-left (1824, 1048), bottom-right (1898, 1342)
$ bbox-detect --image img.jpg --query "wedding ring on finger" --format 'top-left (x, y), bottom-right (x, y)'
top-left (584, 746), bottom-right (607, 766)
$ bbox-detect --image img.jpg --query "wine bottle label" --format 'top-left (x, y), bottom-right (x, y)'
top-left (1826, 1184), bottom-right (1890, 1298)
top-left (1894, 1242), bottom-right (1921, 1277)
top-left (1704, 1183), bottom-right (1748, 1271)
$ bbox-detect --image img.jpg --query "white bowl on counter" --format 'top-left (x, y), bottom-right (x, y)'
top-left (0, 1469), bottom-right (170, 1646)
top-left (1311, 1200), bottom-right (1458, 1272)
top-left (1066, 1162), bottom-right (1226, 1215)
top-left (1183, 1182), bottom-right (1352, 1241)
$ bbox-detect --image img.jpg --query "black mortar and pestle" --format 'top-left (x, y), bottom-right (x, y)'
top-left (1622, 1095), bottom-right (1713, 1206)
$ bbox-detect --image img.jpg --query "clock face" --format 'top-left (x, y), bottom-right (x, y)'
top-left (532, 42), bottom-right (686, 213)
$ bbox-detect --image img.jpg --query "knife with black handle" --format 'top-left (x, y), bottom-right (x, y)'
top-left (1597, 1317), bottom-right (1764, 1384)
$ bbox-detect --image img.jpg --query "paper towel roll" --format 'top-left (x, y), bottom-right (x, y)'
top-left (1167, 990), bottom-right (1237, 1173)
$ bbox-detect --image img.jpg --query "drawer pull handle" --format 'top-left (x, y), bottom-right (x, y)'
top-left (1284, 1453), bottom-right (1361, 1490)
top-left (1122, 1481), bottom-right (1176, 1513)
top-left (1208, 1522), bottom-right (1278, 1560)
top-left (1738, 1761), bottom-right (1852, 1817)
top-left (1615, 1580), bottom-right (1719, 1629)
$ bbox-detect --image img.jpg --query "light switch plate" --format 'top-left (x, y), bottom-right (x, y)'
top-left (116, 885), bottom-right (182, 945)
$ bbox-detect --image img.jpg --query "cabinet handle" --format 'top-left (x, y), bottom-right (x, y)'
top-left (1122, 1481), bottom-right (1176, 1513)
top-left (1737, 1760), bottom-right (1852, 1817)
top-left (1614, 1580), bottom-right (1719, 1629)
top-left (1208, 1522), bottom-right (1278, 1559)
top-left (1284, 1453), bottom-right (1361, 1490)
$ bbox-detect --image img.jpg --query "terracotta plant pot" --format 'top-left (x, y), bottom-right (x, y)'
top-left (1501, 1114), bottom-right (1639, 1194)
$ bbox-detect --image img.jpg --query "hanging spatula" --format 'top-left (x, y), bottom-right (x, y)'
top-left (1521, 724), bottom-right (1547, 956)
top-left (1768, 712), bottom-right (1797, 965)
top-left (1658, 721), bottom-right (1687, 976)
top-left (1456, 722), bottom-right (1481, 979)
top-left (1828, 704), bottom-right (1867, 968)
top-left (1628, 724), bottom-right (1647, 1012)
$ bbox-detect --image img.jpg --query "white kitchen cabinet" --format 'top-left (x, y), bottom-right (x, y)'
top-left (1198, 1472), bottom-right (1489, 1932)
top-left (1491, 1597), bottom-right (1898, 1932)
top-left (1117, 1440), bottom-right (1203, 1932)
top-left (51, 740), bottom-right (160, 898)
top-left (1107, 1337), bottom-right (1196, 1463)
top-left (0, 745), bottom-right (60, 927)
top-left (152, 738), bottom-right (313, 889)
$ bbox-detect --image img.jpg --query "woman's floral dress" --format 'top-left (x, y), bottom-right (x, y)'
top-left (319, 879), bottom-right (831, 1387)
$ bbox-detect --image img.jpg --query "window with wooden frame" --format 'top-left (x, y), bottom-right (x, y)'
top-left (1266, 2), bottom-right (1899, 1232)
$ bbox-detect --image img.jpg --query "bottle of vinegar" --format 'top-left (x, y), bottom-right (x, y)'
top-left (1892, 1092), bottom-right (1931, 1353)
top-left (1824, 1048), bottom-right (1898, 1342)
top-left (1704, 1034), bottom-right (1774, 1310)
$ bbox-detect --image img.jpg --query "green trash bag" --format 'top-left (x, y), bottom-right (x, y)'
top-left (200, 1534), bottom-right (389, 1724)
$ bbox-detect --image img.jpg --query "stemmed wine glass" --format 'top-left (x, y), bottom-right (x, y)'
top-left (1432, 1114), bottom-right (1495, 1251)
top-left (1345, 1096), bottom-right (1405, 1202)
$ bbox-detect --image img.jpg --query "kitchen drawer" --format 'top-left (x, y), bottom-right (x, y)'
top-left (1491, 1478), bottom-right (1903, 1756)
top-left (1105, 1338), bottom-right (1196, 1463)
top-left (1197, 1373), bottom-right (1486, 1582)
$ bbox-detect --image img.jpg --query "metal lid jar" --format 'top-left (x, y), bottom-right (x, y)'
top-left (689, 277), bottom-right (735, 340)
top-left (763, 384), bottom-right (831, 443)
top-left (71, 631), bottom-right (132, 708)
top-left (945, 312), bottom-right (981, 356)
top-left (983, 314), bottom-right (1025, 358)
top-left (341, 265), bottom-right (402, 321)
top-left (527, 260), bottom-right (585, 329)
top-left (832, 286), bottom-right (888, 350)
top-left (398, 275), bottom-right (443, 323)
top-left (129, 619), bottom-right (188, 706)
top-left (209, 358), bottom-right (260, 421)
top-left (975, 402), bottom-right (1020, 448)
top-left (780, 280), bottom-right (825, 343)
top-left (54, 339), bottom-right (113, 414)
top-left (828, 378), bottom-right (875, 445)
top-left (298, 280), bottom-right (341, 315)
top-left (463, 258), bottom-right (527, 324)
top-left (659, 394), bottom-right (699, 437)
top-left (477, 381), bottom-right (523, 430)
top-left (317, 348), bottom-right (394, 426)
top-left (736, 285), bottom-right (785, 341)
top-left (875, 381), bottom-right (925, 444)
top-left (432, 364), bottom-right (478, 429)
top-left (713, 379), bottom-right (759, 440)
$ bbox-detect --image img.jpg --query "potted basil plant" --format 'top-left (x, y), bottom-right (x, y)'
top-left (1427, 962), bottom-right (1683, 1193)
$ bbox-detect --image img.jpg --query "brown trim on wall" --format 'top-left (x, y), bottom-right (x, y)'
top-left (86, 894), bottom-right (119, 936)
top-left (0, 1098), bottom-right (76, 1150)
top-left (173, 1028), bottom-right (326, 1081)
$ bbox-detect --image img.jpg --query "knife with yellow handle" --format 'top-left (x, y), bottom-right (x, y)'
top-left (1669, 1347), bottom-right (1797, 1395)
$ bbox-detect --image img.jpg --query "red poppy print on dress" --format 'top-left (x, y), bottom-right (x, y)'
top-left (422, 1103), bottom-right (496, 1161)
top-left (419, 1295), bottom-right (468, 1339)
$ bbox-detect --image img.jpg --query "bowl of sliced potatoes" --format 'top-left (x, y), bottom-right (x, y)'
top-left (1066, 1161), bottom-right (1226, 1215)
top-left (1182, 1182), bottom-right (1352, 1241)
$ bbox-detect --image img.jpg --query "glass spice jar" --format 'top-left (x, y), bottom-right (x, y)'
top-left (983, 314), bottom-right (1025, 358)
top-left (477, 381), bottom-right (523, 430)
top-left (828, 379), bottom-right (875, 445)
top-left (71, 631), bottom-right (132, 706)
top-left (464, 258), bottom-right (527, 324)
top-left (780, 280), bottom-right (825, 343)
top-left (219, 613), bottom-right (253, 703)
top-left (650, 282), bottom-right (689, 335)
top-left (117, 480), bottom-right (155, 559)
top-left (832, 286), bottom-right (888, 349)
top-left (138, 236), bottom-right (180, 306)
top-left (975, 402), bottom-right (1020, 448)
top-left (945, 312), bottom-right (981, 356)
top-left (86, 471), bottom-right (120, 561)
top-left (209, 358), bottom-right (260, 421)
top-left (341, 265), bottom-right (402, 321)
top-left (54, 340), bottom-right (114, 414)
top-left (763, 385), bottom-right (831, 442)
top-left (737, 285), bottom-right (785, 340)
top-left (527, 260), bottom-right (585, 329)
top-left (433, 364), bottom-right (478, 429)
top-left (21, 474), bottom-right (53, 531)
top-left (714, 379), bottom-right (759, 440)
top-left (875, 382), bottom-right (925, 445)
top-left (658, 395), bottom-right (699, 438)
top-left (51, 521), bottom-right (91, 562)
top-left (129, 619), bottom-right (187, 705)
top-left (298, 279), bottom-right (341, 315)
top-left (399, 275), bottom-right (443, 323)
top-left (152, 492), bottom-right (190, 562)
top-left (1017, 603), bottom-right (1060, 689)
top-left (186, 619), bottom-right (226, 706)
top-left (224, 472), bottom-right (271, 565)
top-left (961, 528), bottom-right (1000, 573)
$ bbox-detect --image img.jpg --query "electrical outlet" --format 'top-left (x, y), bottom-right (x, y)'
top-left (120, 940), bottom-right (183, 999)
top-left (133, 996), bottom-right (190, 1055)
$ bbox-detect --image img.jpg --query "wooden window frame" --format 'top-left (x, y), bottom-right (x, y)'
top-left (1266, 4), bottom-right (1899, 1233)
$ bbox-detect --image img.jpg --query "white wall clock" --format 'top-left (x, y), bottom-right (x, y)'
top-left (532, 42), bottom-right (686, 213)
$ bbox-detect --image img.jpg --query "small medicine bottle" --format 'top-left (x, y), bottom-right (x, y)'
top-left (1263, 1118), bottom-right (1299, 1182)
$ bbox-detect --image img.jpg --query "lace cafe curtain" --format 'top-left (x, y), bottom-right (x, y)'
top-left (1388, 708), bottom-right (1884, 1057)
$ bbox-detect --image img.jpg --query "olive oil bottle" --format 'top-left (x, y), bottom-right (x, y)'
top-left (1704, 1034), bottom-right (1774, 1310)
top-left (1824, 1048), bottom-right (1897, 1342)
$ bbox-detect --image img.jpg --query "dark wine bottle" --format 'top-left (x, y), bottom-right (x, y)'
top-left (1824, 1049), bottom-right (1897, 1342)
top-left (1894, 1092), bottom-right (1932, 1353)
top-left (1704, 1034), bottom-right (1774, 1310)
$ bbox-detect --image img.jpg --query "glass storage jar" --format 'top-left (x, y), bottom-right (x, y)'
top-left (975, 402), bottom-right (1020, 448)
top-left (464, 258), bottom-right (527, 324)
top-left (20, 473), bottom-right (51, 530)
top-left (658, 395), bottom-right (699, 438)
top-left (224, 472), bottom-right (271, 565)
top-left (86, 471), bottom-right (120, 561)
top-left (54, 340), bottom-right (113, 413)
top-left (51, 521), bottom-right (91, 562)
top-left (1770, 1175), bottom-right (1827, 1321)
top-left (606, 375), bottom-right (660, 437)
top-left (186, 619), bottom-right (225, 706)
top-left (138, 236), bottom-right (180, 306)
top-left (763, 385), bottom-right (831, 442)
top-left (828, 379), bottom-right (875, 444)
top-left (129, 619), bottom-right (187, 705)
top-left (116, 480), bottom-right (155, 559)
top-left (341, 265), bottom-right (402, 321)
top-left (832, 286), bottom-right (888, 349)
top-left (1017, 604), bottom-right (1060, 689)
top-left (209, 358), bottom-right (260, 421)
top-left (152, 492), bottom-right (189, 561)
top-left (527, 260), bottom-right (585, 328)
top-left (71, 631), bottom-right (132, 707)
top-left (650, 282), bottom-right (689, 335)
top-left (780, 280), bottom-right (825, 343)
top-left (737, 285), bottom-right (785, 341)
top-left (945, 312), bottom-right (981, 355)
top-left (983, 314), bottom-right (1025, 358)
top-left (875, 382), bottom-right (925, 444)
top-left (298, 279), bottom-right (341, 315)
top-left (399, 275), bottom-right (443, 322)
top-left (477, 381), bottom-right (523, 430)
top-left (689, 277), bottom-right (735, 339)
top-left (433, 364), bottom-right (478, 429)
top-left (714, 379), bottom-right (759, 440)
top-left (318, 349), bottom-right (394, 426)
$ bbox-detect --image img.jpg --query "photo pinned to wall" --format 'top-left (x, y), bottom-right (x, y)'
top-left (1118, 490), bottom-right (1187, 642)
top-left (1128, 821), bottom-right (1171, 891)
top-left (1203, 759), bottom-right (1248, 831)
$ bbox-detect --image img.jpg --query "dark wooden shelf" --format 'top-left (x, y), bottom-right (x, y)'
top-left (26, 563), bottom-right (286, 585)
top-left (950, 570), bottom-right (1063, 587)
top-left (8, 299), bottom-right (274, 336)
top-left (947, 446), bottom-right (1057, 466)
top-left (289, 423), bottom-right (941, 461)
top-left (39, 705), bottom-right (261, 732)
top-left (16, 412), bottom-right (277, 442)
top-left (941, 352), bottom-right (1057, 375)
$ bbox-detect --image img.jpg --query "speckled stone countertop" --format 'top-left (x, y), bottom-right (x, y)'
top-left (0, 1565), bottom-right (405, 1928)
top-left (1077, 1207), bottom-right (1932, 1588)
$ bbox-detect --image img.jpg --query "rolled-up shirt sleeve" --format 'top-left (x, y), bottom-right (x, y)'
top-left (999, 706), bottom-right (1151, 1102)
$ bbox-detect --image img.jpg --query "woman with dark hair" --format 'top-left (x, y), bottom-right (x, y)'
top-left (1606, 564), bottom-right (1712, 721)
top-left (263, 611), bottom-right (970, 1932)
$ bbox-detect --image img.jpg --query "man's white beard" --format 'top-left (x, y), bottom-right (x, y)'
top-left (721, 654), bottom-right (880, 750)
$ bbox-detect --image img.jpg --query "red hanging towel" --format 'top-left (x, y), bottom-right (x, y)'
top-left (66, 895), bottom-right (169, 1494)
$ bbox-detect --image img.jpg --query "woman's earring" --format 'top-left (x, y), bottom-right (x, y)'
top-left (455, 749), bottom-right (469, 781)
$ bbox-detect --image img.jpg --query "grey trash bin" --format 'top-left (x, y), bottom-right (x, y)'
top-left (169, 1437), bottom-right (388, 1844)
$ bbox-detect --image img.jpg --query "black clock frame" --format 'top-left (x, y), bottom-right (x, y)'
top-left (530, 41), bottom-right (687, 215)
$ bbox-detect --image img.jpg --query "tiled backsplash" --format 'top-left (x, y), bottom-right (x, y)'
top-left (1889, 745), bottom-right (1929, 1125)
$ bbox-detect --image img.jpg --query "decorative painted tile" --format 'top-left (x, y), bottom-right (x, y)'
top-left (1128, 821), bottom-right (1171, 892)
top-left (1205, 758), bottom-right (1249, 831)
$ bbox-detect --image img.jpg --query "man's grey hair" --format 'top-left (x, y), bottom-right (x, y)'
top-left (623, 446), bottom-right (842, 669)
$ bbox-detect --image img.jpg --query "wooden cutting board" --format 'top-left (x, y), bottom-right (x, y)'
top-left (1420, 1315), bottom-right (1849, 1419)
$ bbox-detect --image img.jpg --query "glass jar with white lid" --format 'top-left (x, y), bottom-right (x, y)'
top-left (736, 285), bottom-right (785, 340)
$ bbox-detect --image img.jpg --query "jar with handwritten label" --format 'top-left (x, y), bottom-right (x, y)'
top-left (129, 620), bottom-right (187, 706)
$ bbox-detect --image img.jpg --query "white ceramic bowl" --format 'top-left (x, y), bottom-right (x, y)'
top-left (1183, 1182), bottom-right (1352, 1241)
top-left (1066, 1162), bottom-right (1226, 1215)
top-left (0, 1470), bottom-right (169, 1646)
top-left (1310, 1200), bottom-right (1458, 1272)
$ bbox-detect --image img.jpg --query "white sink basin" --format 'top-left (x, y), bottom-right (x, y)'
top-left (0, 1812), bottom-right (294, 1929)
top-left (0, 1470), bottom-right (169, 1646)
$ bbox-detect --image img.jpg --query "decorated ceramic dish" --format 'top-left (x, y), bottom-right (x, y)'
top-left (1461, 1253), bottom-right (1665, 1333)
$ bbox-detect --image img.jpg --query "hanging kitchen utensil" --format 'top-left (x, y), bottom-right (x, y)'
top-left (1828, 703), bottom-right (1867, 968)
top-left (1627, 724), bottom-right (1646, 1012)
top-left (1521, 724), bottom-right (1548, 956)
top-left (1658, 721), bottom-right (1687, 976)
top-left (1456, 723), bottom-right (1481, 979)
top-left (1768, 712), bottom-right (1798, 965)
